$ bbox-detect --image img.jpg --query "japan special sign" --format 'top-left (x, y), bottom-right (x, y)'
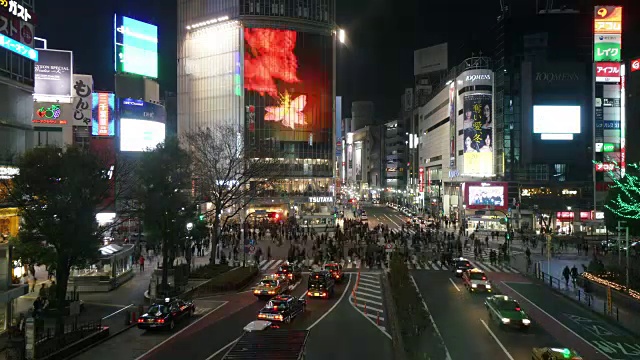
top-left (594, 34), bottom-right (621, 62)
top-left (594, 6), bottom-right (622, 34)
top-left (596, 62), bottom-right (621, 83)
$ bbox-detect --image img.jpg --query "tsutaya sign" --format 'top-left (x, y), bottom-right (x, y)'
top-left (308, 196), bottom-right (333, 203)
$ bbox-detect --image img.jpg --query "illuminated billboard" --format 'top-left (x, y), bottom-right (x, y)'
top-left (533, 106), bottom-right (581, 137)
top-left (594, 6), bottom-right (622, 34)
top-left (464, 182), bottom-right (508, 210)
top-left (0, 32), bottom-right (37, 61)
top-left (594, 34), bottom-right (621, 62)
top-left (596, 62), bottom-right (621, 82)
top-left (34, 49), bottom-right (73, 97)
top-left (118, 98), bottom-right (166, 152)
top-left (244, 28), bottom-right (332, 148)
top-left (462, 93), bottom-right (492, 176)
top-left (114, 15), bottom-right (158, 78)
top-left (448, 83), bottom-right (456, 169)
top-left (91, 92), bottom-right (115, 136)
top-left (32, 102), bottom-right (71, 126)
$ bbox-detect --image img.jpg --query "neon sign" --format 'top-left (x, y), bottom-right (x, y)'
top-left (0, 0), bottom-right (32, 22)
top-left (0, 33), bottom-right (37, 61)
top-left (36, 105), bottom-right (61, 119)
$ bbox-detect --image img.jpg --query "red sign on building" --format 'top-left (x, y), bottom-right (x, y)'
top-left (595, 163), bottom-right (616, 172)
top-left (631, 58), bottom-right (640, 73)
top-left (596, 62), bottom-right (621, 82)
top-left (418, 167), bottom-right (425, 193)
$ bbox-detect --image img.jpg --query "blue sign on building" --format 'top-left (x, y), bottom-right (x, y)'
top-left (0, 33), bottom-right (38, 61)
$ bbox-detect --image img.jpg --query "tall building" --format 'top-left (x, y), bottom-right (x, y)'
top-left (0, 0), bottom-right (37, 162)
top-left (492, 1), bottom-right (599, 233)
top-left (178, 1), bottom-right (337, 219)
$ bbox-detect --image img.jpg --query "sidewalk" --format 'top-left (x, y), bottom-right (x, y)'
top-left (510, 254), bottom-right (640, 336)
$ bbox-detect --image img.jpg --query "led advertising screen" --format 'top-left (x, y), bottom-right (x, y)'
top-left (462, 93), bottom-right (493, 176)
top-left (120, 119), bottom-right (165, 152)
top-left (465, 182), bottom-right (508, 210)
top-left (244, 28), bottom-right (332, 151)
top-left (114, 15), bottom-right (158, 78)
top-left (118, 98), bottom-right (166, 152)
top-left (91, 92), bottom-right (115, 136)
top-left (533, 106), bottom-right (581, 136)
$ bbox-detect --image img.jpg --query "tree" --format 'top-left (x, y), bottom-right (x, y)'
top-left (136, 136), bottom-right (192, 294)
top-left (604, 163), bottom-right (640, 235)
top-left (185, 125), bottom-right (277, 264)
top-left (2, 146), bottom-right (109, 332)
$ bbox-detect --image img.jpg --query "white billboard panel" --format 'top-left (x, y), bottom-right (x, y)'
top-left (414, 43), bottom-right (448, 76)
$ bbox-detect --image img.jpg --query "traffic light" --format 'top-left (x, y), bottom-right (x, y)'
top-left (506, 232), bottom-right (511, 241)
top-left (199, 214), bottom-right (205, 221)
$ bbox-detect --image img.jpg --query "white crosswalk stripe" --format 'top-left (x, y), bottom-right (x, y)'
top-left (350, 273), bottom-right (388, 336)
top-left (404, 259), bottom-right (519, 273)
top-left (193, 307), bottom-right (211, 316)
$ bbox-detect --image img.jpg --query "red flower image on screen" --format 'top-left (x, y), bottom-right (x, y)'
top-left (265, 92), bottom-right (307, 129)
top-left (244, 28), bottom-right (301, 97)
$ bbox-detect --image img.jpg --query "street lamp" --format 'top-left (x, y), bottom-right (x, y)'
top-left (186, 222), bottom-right (194, 231)
top-left (338, 28), bottom-right (346, 44)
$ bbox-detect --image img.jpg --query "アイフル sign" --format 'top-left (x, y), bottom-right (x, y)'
top-left (596, 62), bottom-right (621, 83)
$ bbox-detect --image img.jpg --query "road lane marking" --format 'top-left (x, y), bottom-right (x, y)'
top-left (354, 302), bottom-right (384, 313)
top-left (480, 319), bottom-right (515, 360)
top-left (135, 301), bottom-right (227, 360)
top-left (500, 282), bottom-right (614, 360)
top-left (348, 275), bottom-right (391, 339)
top-left (384, 214), bottom-right (400, 227)
top-left (410, 275), bottom-right (452, 360)
top-left (355, 290), bottom-right (382, 300)
top-left (449, 278), bottom-right (461, 292)
top-left (205, 336), bottom-right (241, 360)
top-left (306, 273), bottom-right (352, 330)
top-left (102, 304), bottom-right (134, 319)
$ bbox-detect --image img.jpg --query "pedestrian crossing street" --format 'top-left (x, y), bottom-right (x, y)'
top-left (405, 257), bottom-right (520, 273)
top-left (258, 259), bottom-right (362, 272)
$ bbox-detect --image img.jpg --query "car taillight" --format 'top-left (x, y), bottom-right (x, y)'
top-left (137, 318), bottom-right (144, 323)
top-left (288, 274), bottom-right (293, 279)
top-left (515, 307), bottom-right (521, 311)
top-left (156, 319), bottom-right (165, 324)
top-left (275, 315), bottom-right (283, 321)
top-left (482, 277), bottom-right (486, 280)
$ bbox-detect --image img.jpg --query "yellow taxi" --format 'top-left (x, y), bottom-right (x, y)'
top-left (253, 275), bottom-right (289, 300)
top-left (532, 347), bottom-right (582, 360)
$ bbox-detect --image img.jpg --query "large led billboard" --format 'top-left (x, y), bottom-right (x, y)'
top-left (244, 28), bottom-right (332, 151)
top-left (118, 98), bottom-right (166, 152)
top-left (120, 119), bottom-right (165, 152)
top-left (533, 105), bottom-right (581, 136)
top-left (34, 49), bottom-right (72, 97)
top-left (462, 93), bottom-right (493, 176)
top-left (114, 15), bottom-right (158, 78)
top-left (91, 92), bottom-right (115, 136)
top-left (464, 182), bottom-right (508, 210)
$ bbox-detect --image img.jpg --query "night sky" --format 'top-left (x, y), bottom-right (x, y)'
top-left (38, 0), bottom-right (638, 120)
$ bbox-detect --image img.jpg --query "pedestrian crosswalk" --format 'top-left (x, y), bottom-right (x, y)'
top-left (193, 307), bottom-right (211, 316)
top-left (349, 273), bottom-right (389, 337)
top-left (258, 258), bottom-right (364, 272)
top-left (404, 258), bottom-right (520, 273)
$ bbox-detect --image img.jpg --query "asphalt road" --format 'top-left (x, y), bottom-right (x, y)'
top-left (501, 281), bottom-right (640, 359)
top-left (413, 270), bottom-right (561, 360)
top-left (306, 272), bottom-right (392, 360)
top-left (361, 204), bottom-right (408, 230)
top-left (140, 274), bottom-right (349, 360)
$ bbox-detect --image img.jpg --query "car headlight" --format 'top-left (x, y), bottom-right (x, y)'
top-left (501, 318), bottom-right (510, 324)
top-left (522, 319), bottom-right (531, 325)
top-left (456, 269), bottom-right (462, 273)
top-left (471, 283), bottom-right (477, 288)
top-left (486, 284), bottom-right (491, 288)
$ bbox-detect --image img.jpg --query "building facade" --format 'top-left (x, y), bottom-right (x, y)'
top-left (418, 57), bottom-right (494, 223)
top-left (384, 119), bottom-right (407, 193)
top-left (178, 0), bottom-right (337, 222)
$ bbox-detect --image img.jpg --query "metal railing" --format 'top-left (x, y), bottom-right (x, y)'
top-left (533, 266), bottom-right (621, 322)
